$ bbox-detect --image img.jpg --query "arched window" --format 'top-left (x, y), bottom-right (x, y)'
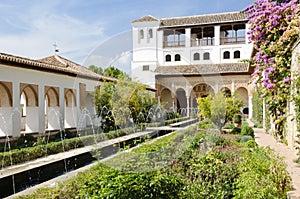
top-left (140, 29), bottom-right (144, 39)
top-left (193, 53), bottom-right (200, 60)
top-left (175, 54), bottom-right (181, 61)
top-left (203, 52), bottom-right (210, 60)
top-left (149, 29), bottom-right (153, 38)
top-left (234, 50), bottom-right (240, 59)
top-left (166, 54), bottom-right (171, 62)
top-left (223, 51), bottom-right (230, 59)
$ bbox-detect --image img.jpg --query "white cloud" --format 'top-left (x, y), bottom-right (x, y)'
top-left (0, 1), bottom-right (106, 63)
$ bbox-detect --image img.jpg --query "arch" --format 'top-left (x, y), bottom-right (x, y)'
top-left (193, 53), bottom-right (200, 61)
top-left (191, 83), bottom-right (214, 108)
top-left (0, 82), bottom-right (12, 107)
top-left (140, 29), bottom-right (144, 39)
top-left (223, 51), bottom-right (230, 59)
top-left (234, 50), bottom-right (241, 59)
top-left (21, 85), bottom-right (38, 107)
top-left (165, 54), bottom-right (171, 62)
top-left (20, 84), bottom-right (39, 133)
top-left (220, 87), bottom-right (231, 97)
top-left (160, 88), bottom-right (173, 109)
top-left (176, 88), bottom-right (187, 111)
top-left (203, 52), bottom-right (210, 60)
top-left (65, 89), bottom-right (76, 107)
top-left (65, 88), bottom-right (77, 128)
top-left (149, 29), bottom-right (153, 38)
top-left (45, 87), bottom-right (59, 107)
top-left (236, 87), bottom-right (249, 106)
top-left (175, 54), bottom-right (181, 61)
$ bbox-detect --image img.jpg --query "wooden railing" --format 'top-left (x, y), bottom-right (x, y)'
top-left (191, 38), bottom-right (214, 47)
top-left (220, 36), bottom-right (246, 45)
top-left (163, 40), bottom-right (185, 48)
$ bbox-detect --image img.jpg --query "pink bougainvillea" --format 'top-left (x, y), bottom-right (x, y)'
top-left (245, 0), bottom-right (300, 136)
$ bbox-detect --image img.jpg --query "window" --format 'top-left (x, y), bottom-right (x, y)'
top-left (234, 50), bottom-right (240, 59)
top-left (140, 29), bottom-right (144, 39)
top-left (166, 54), bottom-right (171, 62)
top-left (143, 65), bottom-right (149, 71)
top-left (203, 52), bottom-right (210, 60)
top-left (149, 29), bottom-right (153, 38)
top-left (193, 53), bottom-right (200, 60)
top-left (223, 51), bottom-right (230, 59)
top-left (175, 54), bottom-right (181, 61)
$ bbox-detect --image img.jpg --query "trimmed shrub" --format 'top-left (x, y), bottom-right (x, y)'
top-left (222, 123), bottom-right (235, 129)
top-left (231, 127), bottom-right (241, 134)
top-left (245, 140), bottom-right (258, 148)
top-left (239, 135), bottom-right (254, 143)
top-left (241, 125), bottom-right (255, 138)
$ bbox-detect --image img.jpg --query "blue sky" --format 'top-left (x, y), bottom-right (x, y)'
top-left (0, 0), bottom-right (253, 71)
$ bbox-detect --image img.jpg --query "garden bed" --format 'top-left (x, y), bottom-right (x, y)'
top-left (17, 122), bottom-right (292, 199)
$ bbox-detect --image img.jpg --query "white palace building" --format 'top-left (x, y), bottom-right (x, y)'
top-left (131, 11), bottom-right (254, 117)
top-left (0, 53), bottom-right (115, 138)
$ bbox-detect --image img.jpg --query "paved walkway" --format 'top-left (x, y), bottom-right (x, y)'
top-left (253, 127), bottom-right (300, 199)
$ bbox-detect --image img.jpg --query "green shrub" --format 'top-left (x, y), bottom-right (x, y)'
top-left (241, 125), bottom-right (255, 138)
top-left (198, 119), bottom-right (212, 129)
top-left (245, 140), bottom-right (258, 148)
top-left (234, 147), bottom-right (292, 198)
top-left (231, 127), bottom-right (241, 134)
top-left (233, 114), bottom-right (242, 124)
top-left (222, 123), bottom-right (235, 129)
top-left (239, 135), bottom-right (254, 143)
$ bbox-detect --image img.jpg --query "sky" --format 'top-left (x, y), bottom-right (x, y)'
top-left (0, 0), bottom-right (254, 73)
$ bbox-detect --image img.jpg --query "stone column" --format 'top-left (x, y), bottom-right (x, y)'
top-left (38, 85), bottom-right (45, 134)
top-left (59, 87), bottom-right (65, 130)
top-left (185, 28), bottom-right (191, 47)
top-left (214, 25), bottom-right (220, 46)
top-left (186, 95), bottom-right (190, 117)
top-left (12, 81), bottom-right (21, 137)
top-left (231, 80), bottom-right (235, 94)
top-left (248, 95), bottom-right (253, 119)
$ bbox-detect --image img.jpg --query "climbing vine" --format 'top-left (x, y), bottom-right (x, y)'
top-left (245, 0), bottom-right (300, 138)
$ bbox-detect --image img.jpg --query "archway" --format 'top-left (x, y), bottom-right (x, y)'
top-left (160, 88), bottom-right (173, 109)
top-left (0, 82), bottom-right (12, 136)
top-left (176, 88), bottom-right (187, 115)
top-left (20, 84), bottom-right (39, 133)
top-left (191, 83), bottom-right (214, 108)
top-left (220, 87), bottom-right (231, 97)
top-left (236, 87), bottom-right (248, 106)
top-left (65, 89), bottom-right (77, 128)
top-left (45, 87), bottom-right (60, 130)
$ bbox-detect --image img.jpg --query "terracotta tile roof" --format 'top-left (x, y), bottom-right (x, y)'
top-left (155, 63), bottom-right (249, 75)
top-left (132, 11), bottom-right (247, 27)
top-left (132, 15), bottom-right (159, 23)
top-left (160, 11), bottom-right (247, 27)
top-left (0, 53), bottom-right (116, 82)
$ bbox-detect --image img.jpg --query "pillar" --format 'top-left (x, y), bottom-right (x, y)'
top-left (38, 85), bottom-right (45, 134)
top-left (231, 80), bottom-right (235, 94)
top-left (186, 95), bottom-right (190, 117)
top-left (214, 25), bottom-right (220, 46)
top-left (12, 81), bottom-right (20, 137)
top-left (185, 28), bottom-right (191, 47)
top-left (59, 87), bottom-right (65, 130)
top-left (248, 95), bottom-right (253, 119)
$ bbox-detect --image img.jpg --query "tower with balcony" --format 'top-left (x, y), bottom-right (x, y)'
top-left (131, 11), bottom-right (253, 118)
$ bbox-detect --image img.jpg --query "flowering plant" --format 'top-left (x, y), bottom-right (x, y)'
top-left (245, 0), bottom-right (300, 137)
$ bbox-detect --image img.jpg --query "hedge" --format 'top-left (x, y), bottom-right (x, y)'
top-left (0, 127), bottom-right (138, 168)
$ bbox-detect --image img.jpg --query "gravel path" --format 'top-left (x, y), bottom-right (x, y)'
top-left (254, 127), bottom-right (300, 199)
